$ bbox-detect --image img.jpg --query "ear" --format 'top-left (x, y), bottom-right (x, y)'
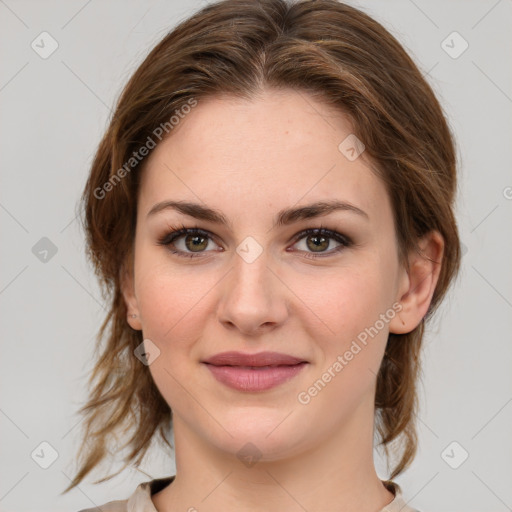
top-left (120, 251), bottom-right (142, 331)
top-left (389, 230), bottom-right (444, 334)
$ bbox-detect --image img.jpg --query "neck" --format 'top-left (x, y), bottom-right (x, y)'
top-left (152, 393), bottom-right (395, 512)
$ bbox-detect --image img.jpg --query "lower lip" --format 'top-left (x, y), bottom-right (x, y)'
top-left (204, 362), bottom-right (308, 391)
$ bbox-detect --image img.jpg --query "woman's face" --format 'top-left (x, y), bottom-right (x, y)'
top-left (123, 88), bottom-right (414, 460)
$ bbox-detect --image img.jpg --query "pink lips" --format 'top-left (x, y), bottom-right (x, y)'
top-left (202, 351), bottom-right (308, 392)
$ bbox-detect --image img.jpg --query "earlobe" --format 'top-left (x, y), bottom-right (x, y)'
top-left (389, 230), bottom-right (444, 334)
top-left (120, 256), bottom-right (142, 331)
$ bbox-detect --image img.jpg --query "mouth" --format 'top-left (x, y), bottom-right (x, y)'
top-left (202, 350), bottom-right (308, 367)
top-left (201, 351), bottom-right (309, 392)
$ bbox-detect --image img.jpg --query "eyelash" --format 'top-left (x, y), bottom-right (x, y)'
top-left (156, 223), bottom-right (353, 260)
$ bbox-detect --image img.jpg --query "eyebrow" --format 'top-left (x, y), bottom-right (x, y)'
top-left (147, 199), bottom-right (369, 228)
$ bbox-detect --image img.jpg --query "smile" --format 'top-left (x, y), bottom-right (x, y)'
top-left (203, 362), bottom-right (308, 392)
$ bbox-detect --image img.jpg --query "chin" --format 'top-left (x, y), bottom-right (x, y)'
top-left (207, 414), bottom-right (306, 461)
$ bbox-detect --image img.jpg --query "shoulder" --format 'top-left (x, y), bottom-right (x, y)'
top-left (380, 480), bottom-right (423, 512)
top-left (75, 476), bottom-right (174, 512)
top-left (76, 498), bottom-right (128, 512)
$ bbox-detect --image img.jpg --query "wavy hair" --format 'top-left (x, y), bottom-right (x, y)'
top-left (63, 0), bottom-right (462, 493)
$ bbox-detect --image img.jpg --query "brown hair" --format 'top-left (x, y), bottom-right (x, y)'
top-left (62, 0), bottom-right (461, 494)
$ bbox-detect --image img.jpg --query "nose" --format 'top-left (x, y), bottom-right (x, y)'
top-left (216, 248), bottom-right (289, 336)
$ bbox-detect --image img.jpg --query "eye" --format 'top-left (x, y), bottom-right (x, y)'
top-left (157, 224), bottom-right (221, 259)
top-left (157, 224), bottom-right (353, 259)
top-left (289, 227), bottom-right (352, 259)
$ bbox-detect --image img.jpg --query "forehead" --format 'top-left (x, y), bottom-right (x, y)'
top-left (139, 89), bottom-right (390, 227)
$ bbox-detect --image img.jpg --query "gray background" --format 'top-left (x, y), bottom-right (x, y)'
top-left (1, 0), bottom-right (511, 511)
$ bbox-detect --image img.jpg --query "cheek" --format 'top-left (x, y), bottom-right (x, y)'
top-left (133, 261), bottom-right (213, 410)
top-left (303, 267), bottom-right (386, 337)
top-left (296, 269), bottom-right (392, 420)
top-left (299, 262), bottom-right (395, 388)
top-left (133, 241), bottom-right (199, 333)
top-left (135, 267), bottom-right (210, 344)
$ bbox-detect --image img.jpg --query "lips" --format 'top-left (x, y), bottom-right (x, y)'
top-left (202, 351), bottom-right (307, 367)
top-left (202, 351), bottom-right (308, 392)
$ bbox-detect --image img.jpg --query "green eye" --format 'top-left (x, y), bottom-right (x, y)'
top-left (158, 225), bottom-right (352, 259)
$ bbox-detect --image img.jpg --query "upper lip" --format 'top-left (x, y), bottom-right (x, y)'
top-left (202, 351), bottom-right (307, 367)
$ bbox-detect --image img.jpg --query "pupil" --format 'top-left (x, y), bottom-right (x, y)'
top-left (187, 235), bottom-right (207, 251)
top-left (308, 235), bottom-right (328, 251)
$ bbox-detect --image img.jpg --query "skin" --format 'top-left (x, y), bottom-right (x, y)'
top-left (121, 88), bottom-right (444, 512)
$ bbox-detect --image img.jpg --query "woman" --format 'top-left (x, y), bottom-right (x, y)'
top-left (64, 0), bottom-right (462, 510)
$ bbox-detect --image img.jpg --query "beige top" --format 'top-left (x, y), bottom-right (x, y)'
top-left (77, 476), bottom-right (421, 512)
